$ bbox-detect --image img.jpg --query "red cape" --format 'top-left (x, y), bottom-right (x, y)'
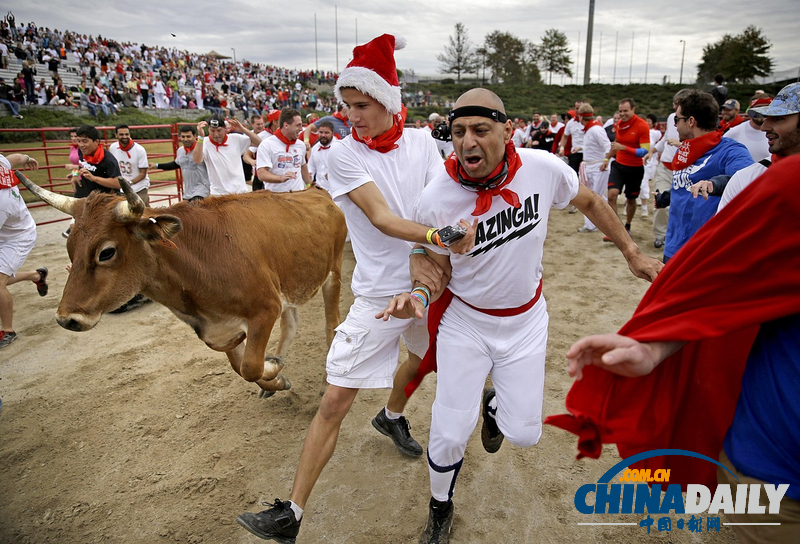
top-left (545, 155), bottom-right (800, 490)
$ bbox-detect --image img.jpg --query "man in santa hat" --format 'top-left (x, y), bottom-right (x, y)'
top-left (236, 34), bottom-right (476, 543)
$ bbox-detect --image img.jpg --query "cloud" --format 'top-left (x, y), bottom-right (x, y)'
top-left (7, 0), bottom-right (798, 82)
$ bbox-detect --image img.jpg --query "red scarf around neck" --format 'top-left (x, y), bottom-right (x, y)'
top-left (83, 144), bottom-right (105, 165)
top-left (444, 140), bottom-right (522, 216)
top-left (351, 106), bottom-right (407, 154)
top-left (668, 130), bottom-right (722, 171)
top-left (118, 139), bottom-right (134, 158)
top-left (183, 141), bottom-right (197, 154)
top-left (274, 129), bottom-right (297, 152)
top-left (332, 110), bottom-right (350, 126)
top-left (719, 115), bottom-right (745, 132)
top-left (208, 134), bottom-right (228, 152)
top-left (583, 120), bottom-right (602, 132)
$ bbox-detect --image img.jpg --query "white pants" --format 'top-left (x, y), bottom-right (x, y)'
top-left (640, 157), bottom-right (657, 201)
top-left (583, 167), bottom-right (608, 230)
top-left (428, 296), bottom-right (548, 502)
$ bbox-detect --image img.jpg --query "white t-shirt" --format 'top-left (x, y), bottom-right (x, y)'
top-left (512, 128), bottom-right (529, 148)
top-left (552, 121), bottom-right (565, 133)
top-left (717, 161), bottom-right (769, 213)
top-left (654, 113), bottom-right (680, 163)
top-left (0, 155), bottom-right (36, 244)
top-left (248, 129), bottom-right (271, 155)
top-left (725, 121), bottom-right (770, 162)
top-left (582, 125), bottom-right (611, 170)
top-left (414, 149), bottom-right (579, 309)
top-left (201, 133), bottom-right (251, 195)
top-left (327, 130), bottom-right (444, 297)
top-left (564, 118), bottom-right (584, 150)
top-left (109, 141), bottom-right (150, 193)
top-left (256, 135), bottom-right (307, 193)
top-left (307, 139), bottom-right (340, 192)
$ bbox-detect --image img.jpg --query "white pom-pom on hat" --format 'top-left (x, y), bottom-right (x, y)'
top-left (335, 34), bottom-right (405, 114)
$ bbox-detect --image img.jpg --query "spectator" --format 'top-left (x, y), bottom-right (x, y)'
top-left (0, 77), bottom-right (23, 118)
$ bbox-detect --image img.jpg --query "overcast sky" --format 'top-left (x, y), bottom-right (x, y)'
top-left (7, 1), bottom-right (798, 84)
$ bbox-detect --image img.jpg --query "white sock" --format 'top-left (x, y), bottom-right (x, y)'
top-left (385, 407), bottom-right (402, 420)
top-left (488, 396), bottom-right (498, 417)
top-left (288, 500), bottom-right (304, 520)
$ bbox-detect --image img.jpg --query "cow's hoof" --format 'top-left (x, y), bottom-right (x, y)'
top-left (264, 356), bottom-right (285, 369)
top-left (259, 389), bottom-right (276, 399)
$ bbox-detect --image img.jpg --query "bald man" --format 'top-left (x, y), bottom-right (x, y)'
top-left (377, 88), bottom-right (662, 543)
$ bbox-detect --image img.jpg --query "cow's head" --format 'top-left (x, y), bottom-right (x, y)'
top-left (17, 172), bottom-right (181, 331)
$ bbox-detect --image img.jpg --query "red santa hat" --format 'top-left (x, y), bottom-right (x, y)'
top-left (334, 34), bottom-right (406, 114)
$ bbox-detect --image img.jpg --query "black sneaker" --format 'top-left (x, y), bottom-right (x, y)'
top-left (34, 267), bottom-right (48, 297)
top-left (236, 499), bottom-right (301, 543)
top-left (419, 497), bottom-right (454, 544)
top-left (481, 387), bottom-right (504, 454)
top-left (372, 408), bottom-right (423, 457)
top-left (654, 238), bottom-right (665, 249)
top-left (0, 331), bottom-right (18, 350)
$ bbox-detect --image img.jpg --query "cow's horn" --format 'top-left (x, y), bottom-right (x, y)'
top-left (14, 171), bottom-right (77, 216)
top-left (114, 176), bottom-right (145, 221)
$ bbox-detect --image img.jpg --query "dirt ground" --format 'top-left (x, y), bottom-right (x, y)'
top-left (0, 198), bottom-right (737, 543)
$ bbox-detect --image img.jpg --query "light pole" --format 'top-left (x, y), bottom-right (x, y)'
top-left (231, 48), bottom-right (236, 64)
top-left (679, 40), bottom-right (686, 85)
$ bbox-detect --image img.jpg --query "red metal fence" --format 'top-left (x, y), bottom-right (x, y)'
top-left (0, 123), bottom-right (195, 225)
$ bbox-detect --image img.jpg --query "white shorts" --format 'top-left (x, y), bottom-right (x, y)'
top-left (0, 187), bottom-right (36, 277)
top-left (326, 295), bottom-right (429, 389)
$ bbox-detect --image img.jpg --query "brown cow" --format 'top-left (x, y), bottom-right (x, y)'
top-left (18, 172), bottom-right (347, 396)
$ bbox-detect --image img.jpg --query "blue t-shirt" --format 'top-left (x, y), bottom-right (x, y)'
top-left (664, 137), bottom-right (753, 258)
top-left (724, 314), bottom-right (800, 500)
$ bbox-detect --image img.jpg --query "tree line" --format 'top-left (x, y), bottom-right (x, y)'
top-left (437, 23), bottom-right (573, 85)
top-left (438, 23), bottom-right (775, 86)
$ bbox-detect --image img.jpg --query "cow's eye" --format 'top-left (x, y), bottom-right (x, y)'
top-left (98, 247), bottom-right (116, 262)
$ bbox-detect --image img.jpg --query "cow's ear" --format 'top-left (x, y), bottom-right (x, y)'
top-left (133, 215), bottom-right (182, 243)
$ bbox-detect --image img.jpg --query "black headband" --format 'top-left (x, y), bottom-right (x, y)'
top-left (448, 106), bottom-right (508, 124)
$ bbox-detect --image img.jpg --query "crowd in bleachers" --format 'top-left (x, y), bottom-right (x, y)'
top-left (0, 12), bottom-right (342, 118)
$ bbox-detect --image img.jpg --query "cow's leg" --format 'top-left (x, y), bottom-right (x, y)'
top-left (321, 268), bottom-right (342, 348)
top-left (225, 342), bottom-right (246, 375)
top-left (274, 305), bottom-right (299, 358)
top-left (226, 345), bottom-right (290, 398)
top-left (240, 308), bottom-right (281, 383)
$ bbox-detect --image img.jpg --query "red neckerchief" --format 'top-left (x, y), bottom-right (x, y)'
top-left (208, 134), bottom-right (228, 152)
top-left (545, 154), bottom-right (800, 492)
top-left (82, 144), bottom-right (105, 165)
top-left (274, 129), bottom-right (297, 152)
top-left (118, 139), bottom-right (134, 158)
top-left (444, 141), bottom-right (522, 216)
top-left (582, 120), bottom-right (602, 132)
top-left (183, 141), bottom-right (197, 154)
top-left (332, 110), bottom-right (350, 126)
top-left (0, 164), bottom-right (20, 189)
top-left (668, 130), bottom-right (723, 171)
top-left (317, 142), bottom-right (331, 150)
top-left (719, 115), bottom-right (745, 132)
top-left (351, 106), bottom-right (407, 154)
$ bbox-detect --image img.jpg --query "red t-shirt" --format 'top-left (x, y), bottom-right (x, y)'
top-left (614, 115), bottom-right (650, 167)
